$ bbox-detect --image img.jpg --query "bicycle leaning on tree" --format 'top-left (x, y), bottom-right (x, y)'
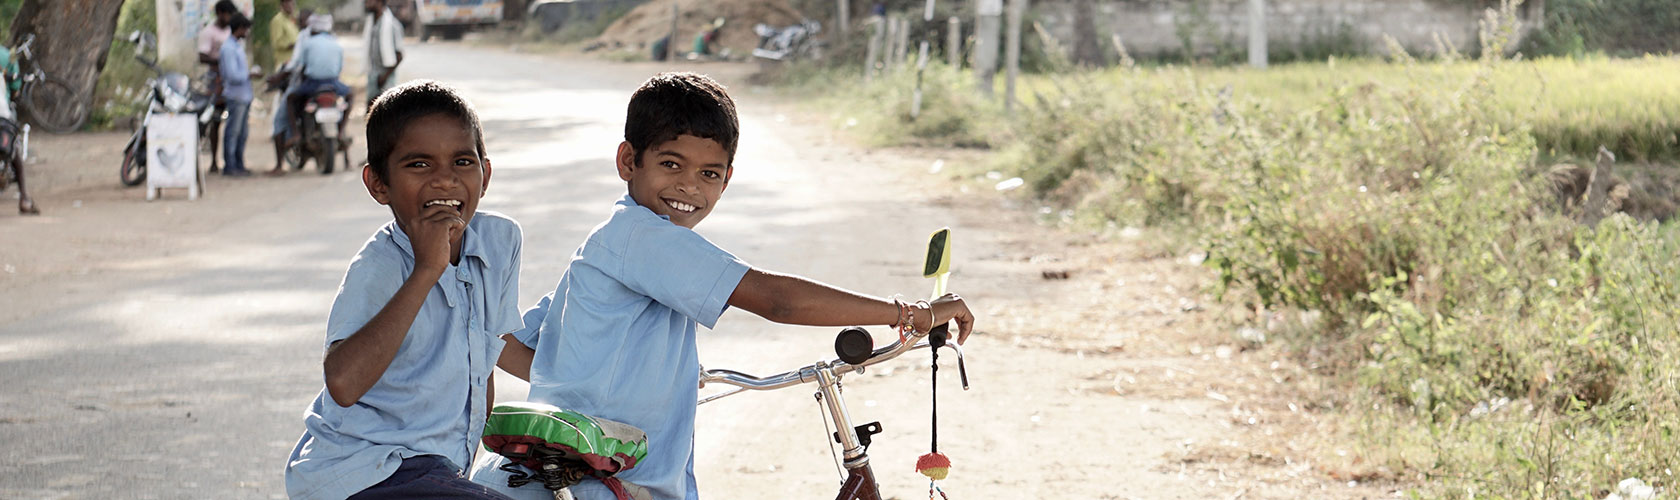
top-left (10, 33), bottom-right (86, 134)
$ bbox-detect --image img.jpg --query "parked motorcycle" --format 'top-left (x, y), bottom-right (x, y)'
top-left (120, 31), bottom-right (215, 187)
top-left (752, 20), bottom-right (823, 62)
top-left (280, 84), bottom-right (350, 175)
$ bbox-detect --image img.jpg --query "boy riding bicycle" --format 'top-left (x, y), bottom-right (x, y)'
top-left (469, 72), bottom-right (975, 500)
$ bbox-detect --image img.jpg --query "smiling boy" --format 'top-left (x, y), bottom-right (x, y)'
top-left (285, 80), bottom-right (520, 500)
top-left (470, 72), bottom-right (975, 500)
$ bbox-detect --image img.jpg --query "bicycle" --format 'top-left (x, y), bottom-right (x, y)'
top-left (11, 34), bottom-right (87, 133)
top-left (481, 228), bottom-right (971, 500)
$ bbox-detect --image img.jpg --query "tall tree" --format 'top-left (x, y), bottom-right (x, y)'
top-left (9, 0), bottom-right (126, 123)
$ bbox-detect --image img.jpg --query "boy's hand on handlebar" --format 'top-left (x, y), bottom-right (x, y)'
top-left (924, 293), bottom-right (974, 344)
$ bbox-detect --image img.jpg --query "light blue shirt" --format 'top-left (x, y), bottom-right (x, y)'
top-left (509, 195), bottom-right (750, 500)
top-left (217, 37), bottom-right (252, 103)
top-left (285, 212), bottom-right (524, 500)
top-left (293, 32), bottom-right (344, 82)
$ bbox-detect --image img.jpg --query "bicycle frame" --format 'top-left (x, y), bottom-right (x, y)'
top-left (699, 326), bottom-right (962, 500)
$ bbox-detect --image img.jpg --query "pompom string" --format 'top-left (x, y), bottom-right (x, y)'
top-left (915, 343), bottom-right (951, 499)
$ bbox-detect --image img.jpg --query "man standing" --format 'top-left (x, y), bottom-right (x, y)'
top-left (364, 0), bottom-right (404, 110)
top-left (198, 0), bottom-right (239, 173)
top-left (268, 0), bottom-right (302, 173)
top-left (219, 15), bottom-right (256, 177)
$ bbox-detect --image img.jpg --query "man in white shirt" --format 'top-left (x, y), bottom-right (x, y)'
top-left (363, 0), bottom-right (404, 110)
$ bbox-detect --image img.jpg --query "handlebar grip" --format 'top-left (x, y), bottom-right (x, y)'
top-left (834, 327), bottom-right (873, 365)
top-left (928, 322), bottom-right (950, 348)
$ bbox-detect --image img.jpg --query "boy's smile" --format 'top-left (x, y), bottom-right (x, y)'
top-left (618, 134), bottom-right (730, 229)
top-left (364, 113), bottom-right (491, 260)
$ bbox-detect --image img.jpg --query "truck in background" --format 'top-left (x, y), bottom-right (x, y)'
top-left (415, 0), bottom-right (504, 41)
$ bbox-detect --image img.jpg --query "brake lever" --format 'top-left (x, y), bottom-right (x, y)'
top-left (928, 323), bottom-right (970, 390)
top-left (943, 343), bottom-right (970, 390)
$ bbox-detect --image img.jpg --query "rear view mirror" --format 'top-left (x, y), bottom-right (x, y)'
top-left (922, 227), bottom-right (950, 278)
top-left (922, 227), bottom-right (952, 298)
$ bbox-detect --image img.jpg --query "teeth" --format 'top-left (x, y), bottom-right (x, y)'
top-left (668, 201), bottom-right (696, 213)
top-left (426, 200), bottom-right (462, 208)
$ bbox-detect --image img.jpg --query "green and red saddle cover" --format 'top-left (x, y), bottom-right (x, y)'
top-left (482, 401), bottom-right (649, 478)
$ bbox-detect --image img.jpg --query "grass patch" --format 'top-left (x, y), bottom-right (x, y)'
top-left (796, 8), bottom-right (1680, 498)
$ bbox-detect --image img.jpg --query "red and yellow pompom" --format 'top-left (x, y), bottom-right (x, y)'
top-left (916, 452), bottom-right (951, 480)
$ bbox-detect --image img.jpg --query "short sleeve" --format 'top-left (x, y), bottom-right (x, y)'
top-left (486, 222), bottom-right (523, 338)
top-left (379, 14), bottom-right (401, 68)
top-left (510, 291), bottom-right (554, 349)
top-left (616, 223), bottom-right (750, 329)
top-left (197, 27), bottom-right (215, 56)
top-left (325, 248), bottom-right (407, 348)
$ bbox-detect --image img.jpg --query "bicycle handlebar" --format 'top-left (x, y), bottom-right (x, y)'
top-left (698, 325), bottom-right (957, 405)
top-left (18, 34), bottom-right (33, 60)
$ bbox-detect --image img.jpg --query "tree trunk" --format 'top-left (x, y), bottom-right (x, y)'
top-left (1069, 0), bottom-right (1104, 66)
top-left (9, 0), bottom-right (126, 114)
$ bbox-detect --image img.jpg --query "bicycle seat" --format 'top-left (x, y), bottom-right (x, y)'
top-left (483, 402), bottom-right (649, 493)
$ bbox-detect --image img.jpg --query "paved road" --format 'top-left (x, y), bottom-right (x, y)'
top-left (0, 39), bottom-right (966, 499)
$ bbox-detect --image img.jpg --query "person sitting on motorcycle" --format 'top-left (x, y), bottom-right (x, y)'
top-left (283, 14), bottom-right (353, 149)
top-left (0, 43), bottom-right (36, 215)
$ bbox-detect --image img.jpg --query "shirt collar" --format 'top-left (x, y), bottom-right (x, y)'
top-left (617, 194), bottom-right (670, 221)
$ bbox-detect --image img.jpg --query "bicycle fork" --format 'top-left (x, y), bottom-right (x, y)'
top-left (815, 364), bottom-right (883, 500)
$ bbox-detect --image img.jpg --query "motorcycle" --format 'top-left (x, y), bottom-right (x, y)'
top-left (120, 31), bottom-right (215, 187)
top-left (751, 20), bottom-right (823, 62)
top-left (282, 85), bottom-right (350, 175)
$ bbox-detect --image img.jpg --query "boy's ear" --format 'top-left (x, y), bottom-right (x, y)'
top-left (362, 163), bottom-right (391, 205)
top-left (479, 157), bottom-right (492, 195)
top-left (615, 141), bottom-right (636, 182)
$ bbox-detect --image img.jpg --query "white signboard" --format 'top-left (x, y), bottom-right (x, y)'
top-left (146, 112), bottom-right (201, 201)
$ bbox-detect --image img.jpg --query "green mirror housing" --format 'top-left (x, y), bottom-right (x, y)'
top-left (922, 227), bottom-right (951, 278)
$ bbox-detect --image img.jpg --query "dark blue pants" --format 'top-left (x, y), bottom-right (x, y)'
top-left (349, 455), bottom-right (516, 500)
top-left (222, 99), bottom-right (250, 174)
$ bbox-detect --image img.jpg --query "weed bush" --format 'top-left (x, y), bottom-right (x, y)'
top-left (808, 4), bottom-right (1680, 497)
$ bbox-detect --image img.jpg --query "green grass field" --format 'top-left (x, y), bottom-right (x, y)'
top-left (788, 45), bottom-right (1680, 500)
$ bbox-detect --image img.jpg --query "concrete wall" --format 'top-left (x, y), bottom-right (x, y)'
top-left (1034, 0), bottom-right (1533, 61)
top-left (156, 0), bottom-right (256, 67)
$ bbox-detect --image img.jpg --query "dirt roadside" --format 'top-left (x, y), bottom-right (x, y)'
top-left (716, 103), bottom-right (1402, 498)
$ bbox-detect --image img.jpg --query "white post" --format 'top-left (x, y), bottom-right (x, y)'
top-left (865, 15), bottom-right (884, 81)
top-left (974, 0), bottom-right (1003, 97)
top-left (912, 0), bottom-right (936, 119)
top-left (1248, 0), bottom-right (1267, 68)
top-left (894, 17), bottom-right (912, 71)
top-left (1004, 0), bottom-right (1025, 112)
top-left (947, 16), bottom-right (961, 67)
top-left (884, 17), bottom-right (900, 72)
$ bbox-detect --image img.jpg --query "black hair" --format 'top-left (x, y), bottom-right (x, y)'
top-left (228, 14), bottom-right (252, 32)
top-left (624, 72), bottom-right (738, 167)
top-left (214, 0), bottom-right (238, 15)
top-left (364, 80), bottom-right (487, 181)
